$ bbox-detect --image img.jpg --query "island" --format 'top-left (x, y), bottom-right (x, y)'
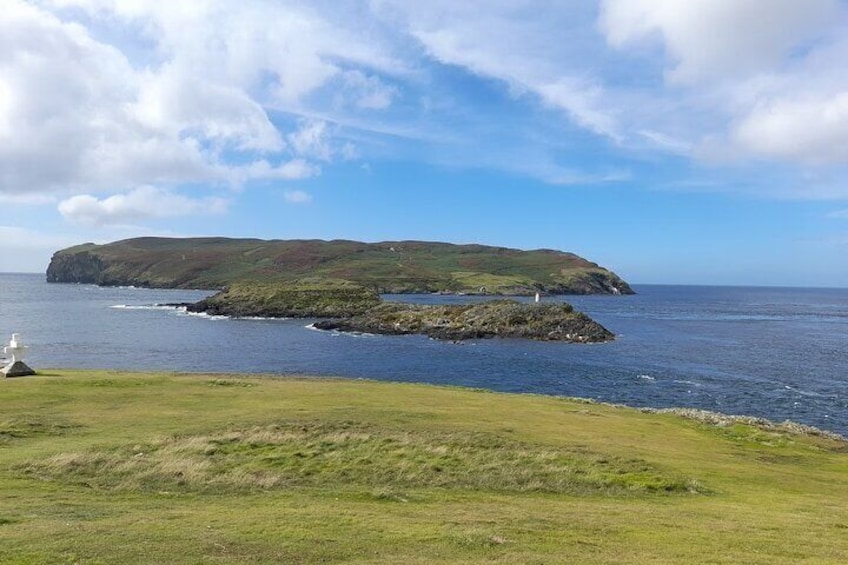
top-left (48, 237), bottom-right (627, 343)
top-left (46, 237), bottom-right (634, 296)
top-left (168, 280), bottom-right (615, 343)
top-left (313, 300), bottom-right (614, 342)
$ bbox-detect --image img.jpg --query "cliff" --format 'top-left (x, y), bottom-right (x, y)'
top-left (46, 237), bottom-right (634, 296)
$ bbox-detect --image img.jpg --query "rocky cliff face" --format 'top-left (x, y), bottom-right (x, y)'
top-left (46, 250), bottom-right (104, 284)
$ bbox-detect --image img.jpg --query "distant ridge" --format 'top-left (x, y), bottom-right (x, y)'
top-left (46, 237), bottom-right (634, 295)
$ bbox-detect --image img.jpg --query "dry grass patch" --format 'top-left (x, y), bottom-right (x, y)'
top-left (20, 420), bottom-right (705, 496)
top-left (0, 415), bottom-right (82, 445)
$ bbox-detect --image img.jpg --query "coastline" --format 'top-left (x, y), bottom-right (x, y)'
top-left (25, 368), bottom-right (848, 443)
top-left (4, 274), bottom-right (847, 439)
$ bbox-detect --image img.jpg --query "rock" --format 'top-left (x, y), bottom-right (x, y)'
top-left (182, 283), bottom-right (615, 344)
top-left (46, 247), bottom-right (104, 284)
top-left (2, 361), bottom-right (36, 378)
top-left (313, 300), bottom-right (615, 343)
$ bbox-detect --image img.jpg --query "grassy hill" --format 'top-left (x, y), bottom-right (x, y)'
top-left (1, 371), bottom-right (847, 563)
top-left (46, 237), bottom-right (633, 295)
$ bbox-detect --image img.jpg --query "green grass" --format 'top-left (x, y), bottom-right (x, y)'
top-left (447, 271), bottom-right (537, 294)
top-left (193, 279), bottom-right (381, 318)
top-left (2, 371), bottom-right (847, 564)
top-left (48, 237), bottom-right (634, 295)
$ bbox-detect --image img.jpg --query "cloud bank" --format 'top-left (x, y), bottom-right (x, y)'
top-left (2, 0), bottom-right (848, 229)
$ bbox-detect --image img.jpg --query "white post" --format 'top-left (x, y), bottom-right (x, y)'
top-left (4, 333), bottom-right (27, 363)
top-left (3, 333), bottom-right (35, 377)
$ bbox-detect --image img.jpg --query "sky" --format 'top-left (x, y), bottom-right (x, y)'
top-left (2, 0), bottom-right (848, 286)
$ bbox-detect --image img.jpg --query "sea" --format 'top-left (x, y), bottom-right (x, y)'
top-left (1, 273), bottom-right (846, 436)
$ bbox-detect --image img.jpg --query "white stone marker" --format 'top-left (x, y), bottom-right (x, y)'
top-left (5, 333), bottom-right (26, 362)
top-left (2, 333), bottom-right (36, 377)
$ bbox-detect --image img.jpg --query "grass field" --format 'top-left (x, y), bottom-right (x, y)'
top-left (1, 371), bottom-right (847, 564)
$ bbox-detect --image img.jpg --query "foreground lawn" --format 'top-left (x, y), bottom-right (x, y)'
top-left (1, 371), bottom-right (847, 564)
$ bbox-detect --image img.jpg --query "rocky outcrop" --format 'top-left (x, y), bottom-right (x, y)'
top-left (182, 281), bottom-right (614, 343)
top-left (185, 281), bottom-right (381, 319)
top-left (313, 300), bottom-right (615, 343)
top-left (46, 248), bottom-right (104, 284)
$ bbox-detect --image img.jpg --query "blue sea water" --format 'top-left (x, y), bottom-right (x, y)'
top-left (1, 273), bottom-right (846, 435)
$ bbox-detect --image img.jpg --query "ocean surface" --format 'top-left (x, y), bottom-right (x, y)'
top-left (1, 273), bottom-right (846, 436)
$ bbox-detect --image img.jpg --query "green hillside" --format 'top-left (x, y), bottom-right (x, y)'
top-left (1, 371), bottom-right (846, 563)
top-left (46, 237), bottom-right (633, 295)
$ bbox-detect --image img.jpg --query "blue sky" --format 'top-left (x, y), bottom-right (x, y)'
top-left (2, 1), bottom-right (848, 286)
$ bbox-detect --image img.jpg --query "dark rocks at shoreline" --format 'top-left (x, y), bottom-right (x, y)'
top-left (313, 300), bottom-right (615, 343)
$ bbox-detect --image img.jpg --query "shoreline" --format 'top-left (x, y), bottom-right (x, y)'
top-left (26, 368), bottom-right (848, 443)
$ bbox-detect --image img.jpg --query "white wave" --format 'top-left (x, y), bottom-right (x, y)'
top-left (637, 374), bottom-right (655, 381)
top-left (112, 303), bottom-right (289, 322)
top-left (305, 323), bottom-right (377, 338)
top-left (176, 311), bottom-right (286, 322)
top-left (110, 304), bottom-right (179, 311)
top-left (782, 385), bottom-right (827, 398)
top-left (177, 310), bottom-right (229, 321)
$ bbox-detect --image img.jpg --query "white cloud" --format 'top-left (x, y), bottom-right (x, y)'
top-left (284, 190), bottom-right (313, 204)
top-left (600, 0), bottom-right (839, 85)
top-left (229, 159), bottom-right (319, 187)
top-left (0, 193), bottom-right (57, 206)
top-left (2, 0), bottom-right (847, 208)
top-left (131, 65), bottom-right (284, 153)
top-left (341, 70), bottom-right (399, 110)
top-left (599, 0), bottom-right (848, 179)
top-left (375, 0), bottom-right (622, 141)
top-left (733, 92), bottom-right (848, 164)
top-left (1, 0), bottom-right (405, 200)
top-left (0, 80), bottom-right (12, 138)
top-left (58, 186), bottom-right (229, 227)
top-left (287, 120), bottom-right (334, 162)
top-left (636, 129), bottom-right (692, 155)
top-left (535, 77), bottom-right (620, 142)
